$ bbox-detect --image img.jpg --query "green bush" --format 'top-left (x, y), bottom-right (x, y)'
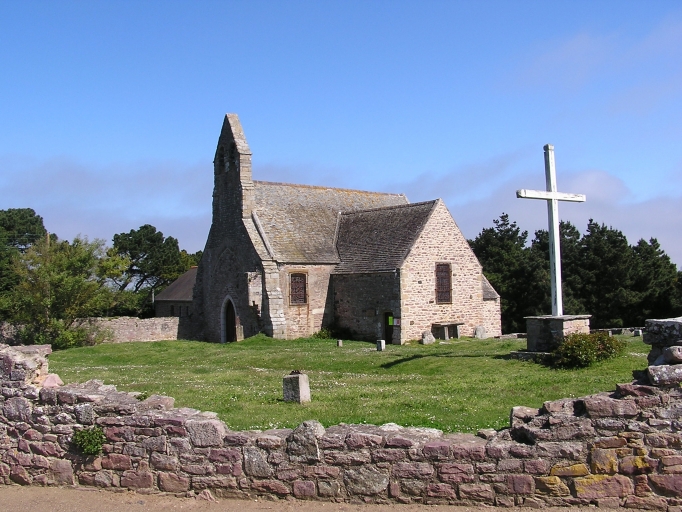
top-left (311, 327), bottom-right (334, 340)
top-left (553, 332), bottom-right (626, 368)
top-left (72, 426), bottom-right (106, 455)
top-left (16, 320), bottom-right (110, 350)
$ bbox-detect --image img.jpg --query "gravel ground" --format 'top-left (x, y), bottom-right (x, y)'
top-left (0, 486), bottom-right (624, 512)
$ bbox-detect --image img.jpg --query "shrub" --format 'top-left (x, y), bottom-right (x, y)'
top-left (16, 319), bottom-right (110, 350)
top-left (72, 426), bottom-right (106, 455)
top-left (311, 328), bottom-right (334, 340)
top-left (553, 332), bottom-right (626, 368)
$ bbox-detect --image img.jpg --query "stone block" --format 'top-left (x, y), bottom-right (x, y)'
top-left (186, 419), bottom-right (226, 447)
top-left (550, 463), bottom-right (589, 477)
top-left (591, 448), bottom-right (619, 474)
top-left (649, 474), bottom-right (682, 496)
top-left (459, 483), bottom-right (494, 501)
top-left (649, 365), bottom-right (682, 386)
top-left (535, 476), bottom-right (570, 496)
top-left (392, 462), bottom-right (434, 479)
top-left (158, 472), bottom-right (190, 492)
top-left (243, 446), bottom-right (273, 477)
top-left (573, 474), bottom-right (634, 499)
top-left (120, 470), bottom-right (154, 489)
top-left (293, 479), bottom-right (316, 499)
top-left (421, 331), bottom-right (435, 345)
top-left (584, 396), bottom-right (638, 418)
top-left (287, 420), bottom-right (324, 462)
top-left (624, 496), bottom-right (668, 510)
top-left (101, 454), bottom-right (132, 471)
top-left (507, 474), bottom-right (535, 494)
top-left (283, 373), bottom-right (311, 403)
top-left (377, 339), bottom-right (386, 351)
top-left (3, 396), bottom-right (32, 422)
top-left (251, 479), bottom-right (290, 495)
top-left (426, 482), bottom-right (457, 499)
top-left (49, 459), bottom-right (74, 485)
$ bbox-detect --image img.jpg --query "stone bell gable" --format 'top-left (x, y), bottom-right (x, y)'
top-left (191, 113), bottom-right (501, 343)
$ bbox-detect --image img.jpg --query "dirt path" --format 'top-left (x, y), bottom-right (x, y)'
top-left (0, 486), bottom-right (623, 512)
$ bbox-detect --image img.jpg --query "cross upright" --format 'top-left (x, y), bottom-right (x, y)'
top-left (517, 144), bottom-right (586, 317)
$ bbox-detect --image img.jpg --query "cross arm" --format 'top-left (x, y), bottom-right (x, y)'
top-left (516, 189), bottom-right (586, 202)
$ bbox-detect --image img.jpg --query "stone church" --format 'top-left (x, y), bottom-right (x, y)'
top-left (190, 114), bottom-right (501, 344)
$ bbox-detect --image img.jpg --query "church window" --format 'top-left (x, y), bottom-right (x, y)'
top-left (290, 273), bottom-right (307, 305)
top-left (435, 263), bottom-right (452, 303)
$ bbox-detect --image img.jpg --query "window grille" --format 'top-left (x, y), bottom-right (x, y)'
top-left (290, 273), bottom-right (307, 304)
top-left (435, 263), bottom-right (452, 303)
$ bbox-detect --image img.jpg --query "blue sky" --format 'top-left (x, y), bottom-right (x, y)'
top-left (1, 1), bottom-right (681, 264)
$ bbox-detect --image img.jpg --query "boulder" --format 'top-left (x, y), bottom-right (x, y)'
top-left (421, 331), bottom-right (435, 345)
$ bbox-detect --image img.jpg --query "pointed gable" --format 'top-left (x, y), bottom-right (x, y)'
top-left (333, 200), bottom-right (438, 274)
top-left (252, 181), bottom-right (408, 264)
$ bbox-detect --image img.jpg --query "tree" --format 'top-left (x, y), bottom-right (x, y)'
top-left (530, 221), bottom-right (585, 316)
top-left (469, 214), bottom-right (547, 333)
top-left (0, 208), bottom-right (47, 252)
top-left (4, 236), bottom-right (118, 348)
top-left (628, 238), bottom-right (680, 325)
top-left (577, 220), bottom-right (636, 328)
top-left (110, 225), bottom-right (193, 317)
top-left (0, 208), bottom-right (48, 295)
top-left (112, 224), bottom-right (186, 293)
top-left (472, 213), bottom-right (682, 332)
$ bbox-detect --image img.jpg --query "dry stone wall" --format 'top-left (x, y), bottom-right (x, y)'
top-left (4, 343), bottom-right (682, 508)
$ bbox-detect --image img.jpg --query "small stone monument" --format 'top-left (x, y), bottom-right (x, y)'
top-left (377, 339), bottom-right (385, 351)
top-left (474, 326), bottom-right (486, 339)
top-left (283, 371), bottom-right (311, 403)
top-left (517, 144), bottom-right (589, 351)
top-left (421, 331), bottom-right (435, 345)
top-left (337, 339), bottom-right (343, 347)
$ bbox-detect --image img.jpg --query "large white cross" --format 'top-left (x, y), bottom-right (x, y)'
top-left (516, 144), bottom-right (586, 317)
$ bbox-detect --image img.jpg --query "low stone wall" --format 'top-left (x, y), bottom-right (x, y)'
top-left (3, 343), bottom-right (682, 507)
top-left (86, 317), bottom-right (181, 343)
top-left (0, 317), bottom-right (185, 345)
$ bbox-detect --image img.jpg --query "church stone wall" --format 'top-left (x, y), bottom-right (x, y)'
top-left (331, 273), bottom-right (401, 343)
top-left (279, 265), bottom-right (335, 339)
top-left (400, 200), bottom-right (501, 341)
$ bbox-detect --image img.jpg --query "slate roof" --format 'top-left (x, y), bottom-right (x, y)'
top-left (155, 267), bottom-right (197, 302)
top-left (252, 181), bottom-right (408, 263)
top-left (333, 201), bottom-right (438, 274)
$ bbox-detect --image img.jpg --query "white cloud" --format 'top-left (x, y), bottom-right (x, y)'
top-left (447, 169), bottom-right (682, 267)
top-left (0, 156), bottom-right (213, 251)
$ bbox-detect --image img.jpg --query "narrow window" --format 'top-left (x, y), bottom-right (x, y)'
top-left (290, 273), bottom-right (307, 304)
top-left (170, 305), bottom-right (175, 316)
top-left (435, 263), bottom-right (452, 303)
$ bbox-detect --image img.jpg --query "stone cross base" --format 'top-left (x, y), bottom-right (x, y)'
top-left (525, 315), bottom-right (591, 352)
top-left (283, 373), bottom-right (311, 403)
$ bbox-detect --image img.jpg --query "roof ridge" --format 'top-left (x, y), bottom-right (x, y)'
top-left (339, 199), bottom-right (437, 216)
top-left (253, 180), bottom-right (407, 197)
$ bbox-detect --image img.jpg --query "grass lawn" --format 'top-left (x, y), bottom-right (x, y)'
top-left (48, 335), bottom-right (649, 434)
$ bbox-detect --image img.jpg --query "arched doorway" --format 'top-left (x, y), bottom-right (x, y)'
top-left (222, 298), bottom-right (238, 343)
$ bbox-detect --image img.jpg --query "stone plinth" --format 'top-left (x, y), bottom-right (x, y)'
top-left (644, 317), bottom-right (682, 364)
top-left (525, 315), bottom-right (591, 352)
top-left (283, 372), bottom-right (311, 403)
